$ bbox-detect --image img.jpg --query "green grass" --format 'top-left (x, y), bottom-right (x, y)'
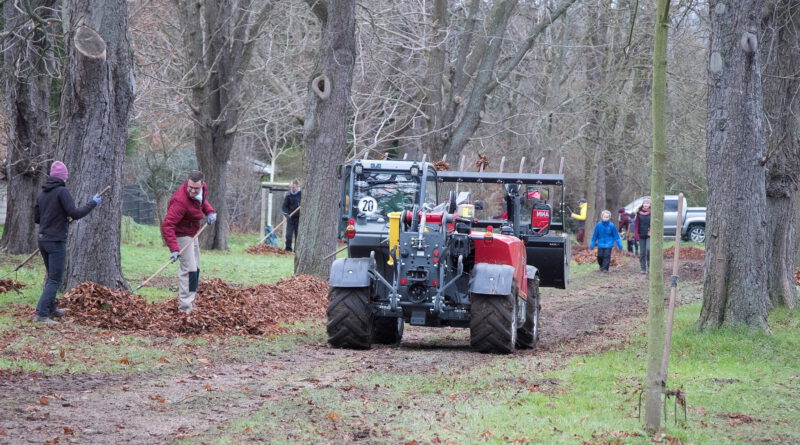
top-left (193, 301), bottom-right (800, 444)
top-left (1, 221), bottom-right (294, 307)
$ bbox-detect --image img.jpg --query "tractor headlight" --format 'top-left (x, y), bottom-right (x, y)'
top-left (410, 164), bottom-right (420, 176)
top-left (354, 162), bottom-right (363, 174)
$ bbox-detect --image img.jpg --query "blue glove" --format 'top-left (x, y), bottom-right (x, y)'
top-left (170, 252), bottom-right (180, 261)
top-left (207, 213), bottom-right (217, 224)
top-left (92, 194), bottom-right (102, 205)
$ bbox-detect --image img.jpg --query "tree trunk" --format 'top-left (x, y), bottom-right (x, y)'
top-left (59, 1), bottom-right (133, 291)
top-left (0, 1), bottom-right (57, 254)
top-left (173, 0), bottom-right (273, 250)
top-left (699, 0), bottom-right (769, 330)
top-left (761, 0), bottom-right (800, 309)
top-left (296, 0), bottom-right (356, 279)
top-left (643, 0), bottom-right (670, 432)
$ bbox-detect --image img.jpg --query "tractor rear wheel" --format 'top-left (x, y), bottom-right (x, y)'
top-left (372, 316), bottom-right (404, 345)
top-left (470, 292), bottom-right (518, 354)
top-left (516, 277), bottom-right (541, 349)
top-left (327, 287), bottom-right (373, 349)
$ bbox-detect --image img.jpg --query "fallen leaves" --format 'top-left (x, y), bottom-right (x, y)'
top-left (57, 275), bottom-right (328, 336)
top-left (664, 246), bottom-right (705, 259)
top-left (245, 244), bottom-right (290, 255)
top-left (0, 279), bottom-right (25, 294)
top-left (39, 396), bottom-right (49, 406)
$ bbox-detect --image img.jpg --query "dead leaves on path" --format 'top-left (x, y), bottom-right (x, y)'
top-left (57, 275), bottom-right (328, 336)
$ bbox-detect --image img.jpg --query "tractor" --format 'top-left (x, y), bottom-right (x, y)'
top-left (327, 159), bottom-right (568, 353)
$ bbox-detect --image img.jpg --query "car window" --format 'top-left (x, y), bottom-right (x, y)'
top-left (664, 199), bottom-right (678, 212)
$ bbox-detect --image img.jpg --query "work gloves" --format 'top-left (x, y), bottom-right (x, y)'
top-left (170, 252), bottom-right (180, 262)
top-left (92, 194), bottom-right (102, 205)
top-left (207, 213), bottom-right (217, 224)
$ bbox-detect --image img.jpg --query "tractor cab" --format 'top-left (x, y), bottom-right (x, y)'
top-left (337, 159), bottom-right (439, 281)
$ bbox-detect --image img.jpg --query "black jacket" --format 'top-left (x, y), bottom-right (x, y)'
top-left (34, 176), bottom-right (97, 242)
top-left (281, 190), bottom-right (301, 220)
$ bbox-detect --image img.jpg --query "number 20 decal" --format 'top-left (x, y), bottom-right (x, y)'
top-left (358, 197), bottom-right (378, 215)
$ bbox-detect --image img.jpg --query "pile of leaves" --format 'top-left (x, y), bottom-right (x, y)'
top-left (795, 268), bottom-right (800, 285)
top-left (0, 279), bottom-right (25, 294)
top-left (58, 275), bottom-right (328, 336)
top-left (571, 248), bottom-right (624, 267)
top-left (664, 245), bottom-right (705, 259)
top-left (245, 244), bottom-right (290, 255)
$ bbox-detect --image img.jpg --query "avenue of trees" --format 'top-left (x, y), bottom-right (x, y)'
top-left (0, 0), bottom-right (797, 331)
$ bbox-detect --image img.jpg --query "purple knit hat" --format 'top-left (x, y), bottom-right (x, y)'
top-left (50, 161), bottom-right (69, 181)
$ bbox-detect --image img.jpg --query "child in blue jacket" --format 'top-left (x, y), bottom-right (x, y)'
top-left (589, 210), bottom-right (624, 272)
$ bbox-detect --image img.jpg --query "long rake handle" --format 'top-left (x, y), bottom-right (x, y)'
top-left (134, 223), bottom-right (209, 292)
top-left (256, 206), bottom-right (300, 245)
top-left (11, 185), bottom-right (112, 273)
top-left (660, 193), bottom-right (684, 386)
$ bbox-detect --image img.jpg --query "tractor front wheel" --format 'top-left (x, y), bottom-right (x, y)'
top-left (470, 292), bottom-right (518, 354)
top-left (372, 316), bottom-right (404, 345)
top-left (327, 287), bottom-right (373, 349)
top-left (516, 277), bottom-right (541, 349)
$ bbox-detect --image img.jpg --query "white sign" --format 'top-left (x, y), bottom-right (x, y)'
top-left (358, 196), bottom-right (379, 215)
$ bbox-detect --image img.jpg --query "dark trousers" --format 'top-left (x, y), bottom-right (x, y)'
top-left (36, 240), bottom-right (66, 317)
top-left (576, 227), bottom-right (586, 244)
top-left (639, 237), bottom-right (650, 272)
top-left (285, 217), bottom-right (299, 251)
top-left (627, 238), bottom-right (638, 254)
top-left (596, 247), bottom-right (612, 271)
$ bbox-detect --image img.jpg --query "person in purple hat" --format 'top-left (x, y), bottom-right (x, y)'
top-left (32, 161), bottom-right (102, 325)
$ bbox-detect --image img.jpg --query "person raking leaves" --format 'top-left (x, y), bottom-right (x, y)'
top-left (161, 170), bottom-right (216, 313)
top-left (33, 161), bottom-right (102, 325)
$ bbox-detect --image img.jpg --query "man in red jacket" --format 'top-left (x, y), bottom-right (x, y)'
top-left (161, 170), bottom-right (216, 313)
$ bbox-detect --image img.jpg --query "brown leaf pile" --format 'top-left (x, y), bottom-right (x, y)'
top-left (0, 279), bottom-right (25, 294)
top-left (245, 244), bottom-right (290, 255)
top-left (571, 248), bottom-right (623, 267)
top-left (795, 268), bottom-right (800, 285)
top-left (664, 245), bottom-right (706, 259)
top-left (59, 275), bottom-right (328, 336)
top-left (432, 160), bottom-right (450, 171)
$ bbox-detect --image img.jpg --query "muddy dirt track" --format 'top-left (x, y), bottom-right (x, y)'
top-left (0, 257), bottom-right (703, 444)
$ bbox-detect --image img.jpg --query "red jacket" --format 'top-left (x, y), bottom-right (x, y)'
top-left (161, 181), bottom-right (215, 252)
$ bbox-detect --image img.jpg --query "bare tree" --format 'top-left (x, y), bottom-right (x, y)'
top-left (172, 0), bottom-right (274, 250)
top-left (295, 0), bottom-right (356, 279)
top-left (0, 0), bottom-right (58, 254)
top-left (59, 0), bottom-right (134, 290)
top-left (699, 0), bottom-right (769, 330)
top-left (761, 0), bottom-right (800, 309)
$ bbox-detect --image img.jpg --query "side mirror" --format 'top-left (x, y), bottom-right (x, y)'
top-left (473, 200), bottom-right (484, 210)
top-left (336, 164), bottom-right (343, 180)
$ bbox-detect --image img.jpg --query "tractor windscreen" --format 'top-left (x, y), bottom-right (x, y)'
top-left (353, 172), bottom-right (420, 217)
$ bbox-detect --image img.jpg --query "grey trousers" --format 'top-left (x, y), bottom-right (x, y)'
top-left (177, 236), bottom-right (200, 312)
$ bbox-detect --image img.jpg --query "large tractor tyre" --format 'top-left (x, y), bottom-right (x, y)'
top-left (326, 287), bottom-right (373, 350)
top-left (372, 316), bottom-right (404, 345)
top-left (470, 292), bottom-right (518, 354)
top-left (516, 277), bottom-right (541, 349)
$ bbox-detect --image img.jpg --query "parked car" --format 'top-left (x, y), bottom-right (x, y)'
top-left (624, 195), bottom-right (706, 243)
